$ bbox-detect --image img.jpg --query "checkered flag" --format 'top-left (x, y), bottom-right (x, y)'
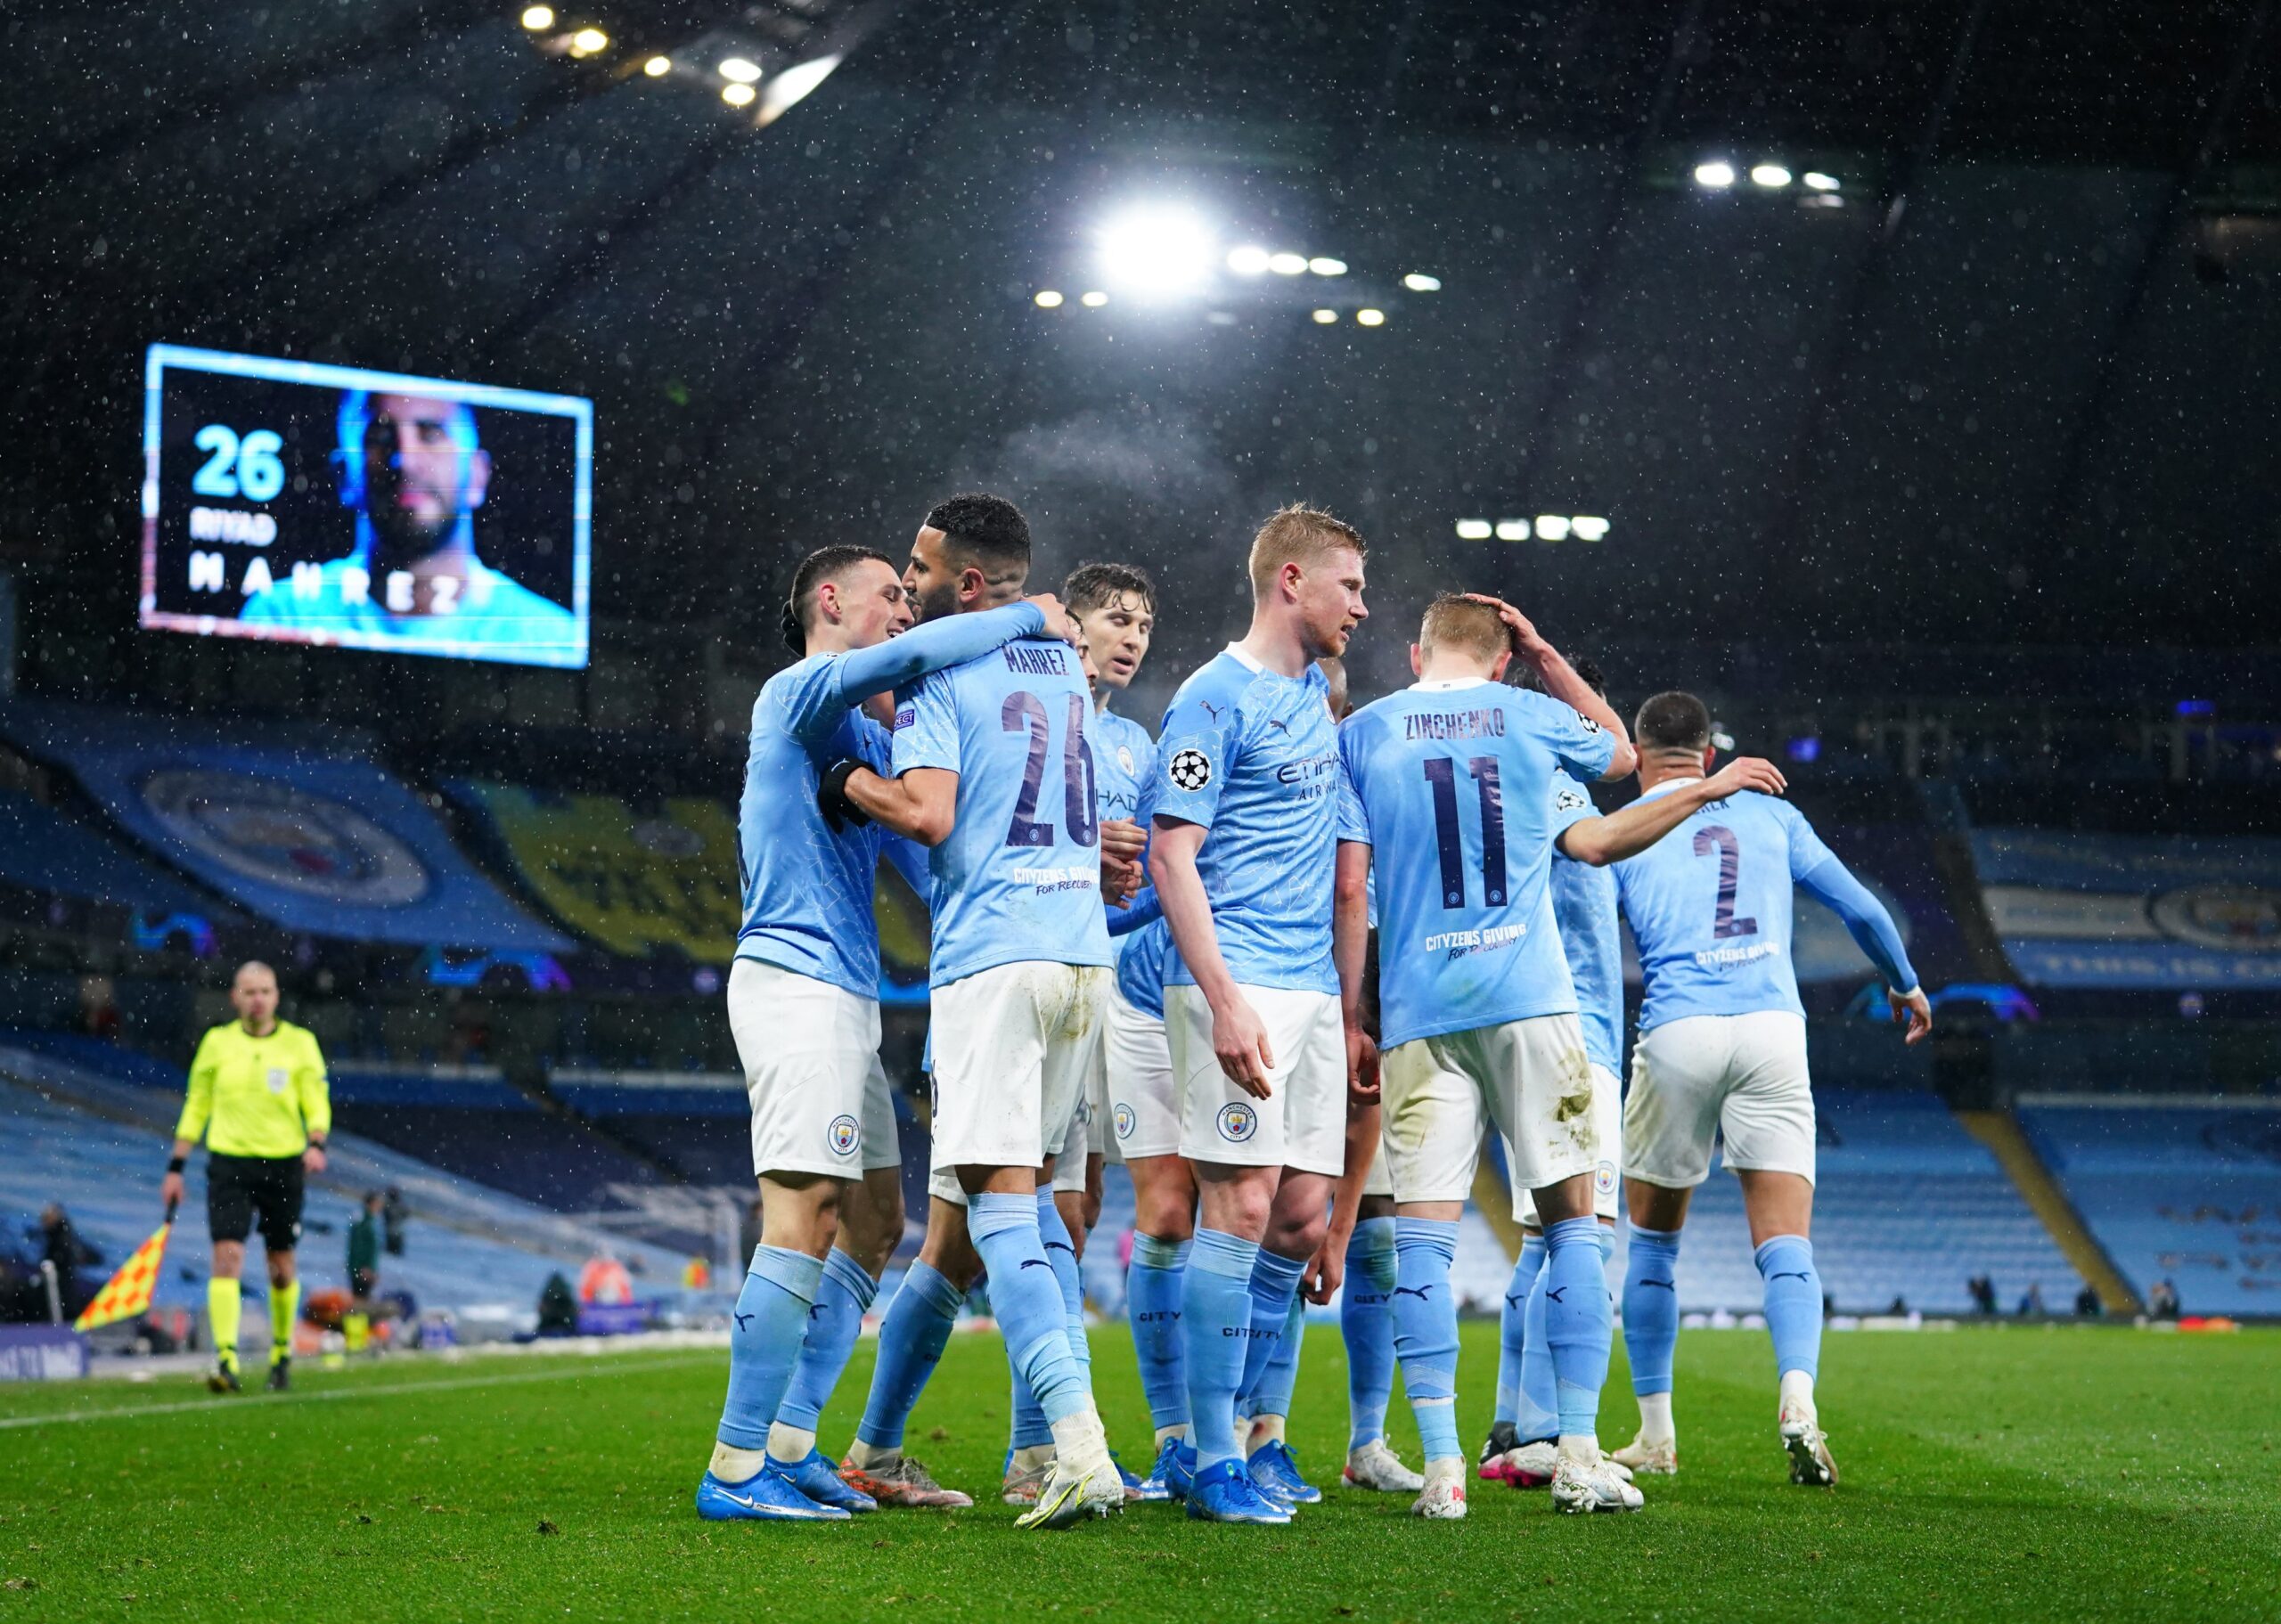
top-left (72, 1204), bottom-right (176, 1332)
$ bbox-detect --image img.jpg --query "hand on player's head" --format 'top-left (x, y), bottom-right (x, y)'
top-left (1459, 592), bottom-right (1542, 656)
top-left (1024, 592), bottom-right (1079, 646)
top-left (1707, 756), bottom-right (1788, 798)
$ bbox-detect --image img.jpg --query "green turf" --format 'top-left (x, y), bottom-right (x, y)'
top-left (0, 1324), bottom-right (2273, 1621)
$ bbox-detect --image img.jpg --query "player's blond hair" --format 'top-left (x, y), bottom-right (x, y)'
top-left (1417, 594), bottom-right (1508, 666)
top-left (1247, 503), bottom-right (1366, 597)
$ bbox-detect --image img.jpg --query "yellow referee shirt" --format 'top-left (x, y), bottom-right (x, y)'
top-left (174, 1020), bottom-right (331, 1158)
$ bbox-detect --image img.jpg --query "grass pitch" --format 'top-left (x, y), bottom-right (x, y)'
top-left (0, 1323), bottom-right (2273, 1621)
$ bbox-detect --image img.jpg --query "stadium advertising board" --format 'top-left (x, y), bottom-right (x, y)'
top-left (1974, 828), bottom-right (2281, 989)
top-left (141, 345), bottom-right (591, 669)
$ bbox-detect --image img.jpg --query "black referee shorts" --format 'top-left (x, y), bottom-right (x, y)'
top-left (206, 1153), bottom-right (306, 1252)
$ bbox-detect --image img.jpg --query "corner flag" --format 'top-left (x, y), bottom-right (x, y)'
top-left (73, 1211), bottom-right (175, 1332)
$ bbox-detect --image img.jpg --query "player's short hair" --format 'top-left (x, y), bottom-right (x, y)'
top-left (233, 959), bottom-right (276, 986)
top-left (1512, 652), bottom-right (1607, 698)
top-left (1635, 690), bottom-right (1713, 754)
top-left (924, 492), bottom-right (1032, 581)
top-left (782, 544), bottom-right (894, 654)
top-left (1062, 561), bottom-right (1157, 617)
top-left (1417, 594), bottom-right (1509, 665)
top-left (1247, 503), bottom-right (1366, 596)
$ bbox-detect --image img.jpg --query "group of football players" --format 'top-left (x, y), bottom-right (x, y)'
top-left (698, 494), bottom-right (1931, 1528)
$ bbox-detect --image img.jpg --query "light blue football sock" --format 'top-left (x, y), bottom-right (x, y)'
top-left (1251, 1289), bottom-right (1306, 1425)
top-left (1518, 1248), bottom-right (1558, 1443)
top-left (1343, 1217), bottom-right (1399, 1450)
top-left (854, 1260), bottom-right (964, 1451)
top-left (775, 1245), bottom-right (876, 1433)
top-left (1391, 1218), bottom-right (1461, 1465)
top-left (1127, 1233), bottom-right (1190, 1434)
top-left (969, 1192), bottom-right (1087, 1426)
top-left (1543, 1217), bottom-right (1614, 1440)
top-left (1496, 1231), bottom-right (1546, 1428)
top-left (1037, 1192), bottom-right (1093, 1392)
top-left (1623, 1224), bottom-right (1683, 1398)
top-left (716, 1245), bottom-right (824, 1453)
top-left (1181, 1228), bottom-right (1260, 1471)
top-left (1755, 1234), bottom-right (1822, 1382)
top-left (1237, 1247), bottom-right (1307, 1415)
top-left (1008, 1367), bottom-right (1052, 1450)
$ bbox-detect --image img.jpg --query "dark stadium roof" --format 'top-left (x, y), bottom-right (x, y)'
top-left (5, 0), bottom-right (2278, 707)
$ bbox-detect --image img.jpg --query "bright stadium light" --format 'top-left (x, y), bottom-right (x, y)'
top-left (1751, 163), bottom-right (1792, 189)
top-left (719, 56), bottom-right (763, 83)
top-left (1402, 273), bottom-right (1442, 291)
top-left (1535, 515), bottom-right (1571, 541)
top-left (1308, 257), bottom-right (1347, 276)
top-left (1268, 252), bottom-right (1309, 275)
top-left (1312, 308), bottom-right (1338, 323)
top-left (643, 55), bottom-right (671, 76)
top-left (1803, 171), bottom-right (1840, 192)
top-left (520, 5), bottom-right (555, 29)
top-left (1356, 307), bottom-right (1386, 326)
top-left (1034, 290), bottom-right (1064, 307)
top-left (1571, 515), bottom-right (1609, 541)
top-left (1227, 245), bottom-right (1272, 275)
top-left (1096, 206), bottom-right (1216, 298)
top-left (1081, 290), bottom-right (1108, 306)
top-left (569, 27), bottom-right (608, 55)
top-left (1455, 519), bottom-right (1492, 540)
top-left (721, 81), bottom-right (756, 106)
top-left (1494, 519), bottom-right (1529, 541)
top-left (757, 53), bottom-right (841, 125)
top-left (1694, 161), bottom-right (1736, 188)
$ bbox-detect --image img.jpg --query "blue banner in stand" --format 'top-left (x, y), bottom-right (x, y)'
top-left (0, 703), bottom-right (571, 952)
top-left (0, 1326), bottom-right (88, 1382)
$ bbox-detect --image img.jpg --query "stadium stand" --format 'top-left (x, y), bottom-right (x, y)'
top-left (2015, 1097), bottom-right (2281, 1318)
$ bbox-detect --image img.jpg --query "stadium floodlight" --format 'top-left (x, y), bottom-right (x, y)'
top-left (1094, 206), bottom-right (1216, 298)
top-left (1081, 290), bottom-right (1108, 306)
top-left (1312, 308), bottom-right (1338, 323)
top-left (569, 27), bottom-right (608, 55)
top-left (1034, 290), bottom-right (1064, 307)
top-left (1570, 515), bottom-right (1609, 541)
top-left (1803, 171), bottom-right (1839, 192)
top-left (1227, 246), bottom-right (1272, 275)
top-left (1356, 307), bottom-right (1386, 326)
top-left (1751, 164), bottom-right (1792, 189)
top-left (1535, 515), bottom-right (1571, 541)
top-left (721, 81), bottom-right (756, 106)
top-left (1455, 519), bottom-right (1492, 540)
top-left (520, 5), bottom-right (554, 29)
top-left (1308, 257), bottom-right (1347, 276)
top-left (1494, 519), bottom-right (1529, 541)
top-left (1268, 252), bottom-right (1309, 275)
top-left (1402, 273), bottom-right (1442, 291)
top-left (757, 53), bottom-right (841, 125)
top-left (718, 56), bottom-right (763, 83)
top-left (1694, 161), bottom-right (1737, 189)
top-left (643, 55), bottom-right (671, 76)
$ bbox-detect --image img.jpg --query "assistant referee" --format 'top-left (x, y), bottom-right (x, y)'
top-left (159, 960), bottom-right (331, 1393)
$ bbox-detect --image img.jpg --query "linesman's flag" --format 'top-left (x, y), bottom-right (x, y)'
top-left (73, 1215), bottom-right (175, 1332)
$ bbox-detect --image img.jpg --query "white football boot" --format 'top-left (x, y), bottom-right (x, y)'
top-left (1551, 1449), bottom-right (1645, 1514)
top-left (1343, 1438), bottom-right (1426, 1493)
top-left (1410, 1459), bottom-right (1468, 1520)
top-left (1611, 1432), bottom-right (1679, 1475)
top-left (1779, 1403), bottom-right (1838, 1487)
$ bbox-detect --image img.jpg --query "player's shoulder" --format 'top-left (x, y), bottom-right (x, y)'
top-left (1164, 651), bottom-right (1249, 721)
top-left (1097, 707), bottom-right (1154, 749)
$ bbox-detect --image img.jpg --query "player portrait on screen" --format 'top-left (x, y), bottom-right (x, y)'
top-left (238, 389), bottom-right (577, 656)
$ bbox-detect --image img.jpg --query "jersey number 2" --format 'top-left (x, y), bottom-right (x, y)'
top-left (1692, 825), bottom-right (1759, 938)
top-left (1422, 756), bottom-right (1507, 909)
top-left (1002, 691), bottom-right (1099, 849)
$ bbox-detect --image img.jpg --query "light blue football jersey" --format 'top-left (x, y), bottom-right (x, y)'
top-left (1548, 768), bottom-right (1623, 1075)
top-left (1153, 649), bottom-right (1342, 996)
top-left (1115, 916), bottom-right (1173, 1019)
top-left (1336, 679), bottom-right (1617, 1049)
top-left (735, 601), bottom-right (1045, 998)
top-left (1613, 781), bottom-right (1856, 1032)
top-left (893, 635), bottom-right (1115, 987)
top-left (1093, 702), bottom-right (1158, 956)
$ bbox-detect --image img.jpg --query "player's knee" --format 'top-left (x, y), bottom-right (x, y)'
top-left (1133, 1184), bottom-right (1196, 1242)
top-left (1263, 1204), bottom-right (1329, 1261)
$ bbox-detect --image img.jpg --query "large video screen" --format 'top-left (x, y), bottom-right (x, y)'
top-left (140, 345), bottom-right (592, 669)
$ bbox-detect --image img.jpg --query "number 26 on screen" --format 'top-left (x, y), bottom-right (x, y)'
top-left (191, 423), bottom-right (286, 502)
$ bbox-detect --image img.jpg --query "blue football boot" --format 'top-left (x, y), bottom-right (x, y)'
top-left (1184, 1457), bottom-right (1293, 1525)
top-left (1247, 1439), bottom-right (1323, 1506)
top-left (774, 1450), bottom-right (878, 1513)
top-left (695, 1465), bottom-right (850, 1522)
top-left (1135, 1437), bottom-right (1181, 1503)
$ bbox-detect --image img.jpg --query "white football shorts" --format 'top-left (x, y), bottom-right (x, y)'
top-left (1104, 986), bottom-right (1177, 1163)
top-left (1168, 983), bottom-right (1345, 1177)
top-left (1515, 1062), bottom-right (1623, 1224)
top-left (1380, 1013), bottom-right (1596, 1204)
top-left (728, 958), bottom-right (899, 1179)
top-left (1622, 1010), bottom-right (1815, 1189)
top-left (927, 960), bottom-right (1108, 1203)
